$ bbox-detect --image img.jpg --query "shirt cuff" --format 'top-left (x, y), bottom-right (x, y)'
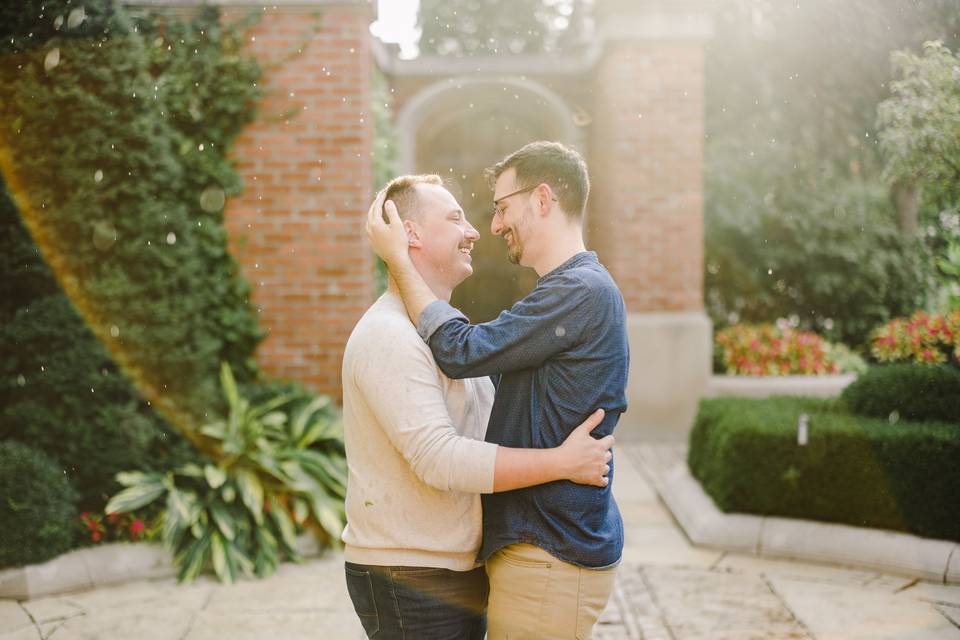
top-left (417, 300), bottom-right (466, 342)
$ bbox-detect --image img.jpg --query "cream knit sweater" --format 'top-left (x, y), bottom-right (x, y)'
top-left (340, 292), bottom-right (498, 571)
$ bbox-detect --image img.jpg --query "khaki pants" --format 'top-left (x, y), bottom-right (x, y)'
top-left (486, 543), bottom-right (617, 640)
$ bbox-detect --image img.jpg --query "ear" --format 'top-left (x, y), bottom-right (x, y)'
top-left (404, 219), bottom-right (423, 248)
top-left (535, 183), bottom-right (555, 217)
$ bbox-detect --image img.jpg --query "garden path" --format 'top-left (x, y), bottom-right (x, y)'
top-left (2, 444), bottom-right (958, 639)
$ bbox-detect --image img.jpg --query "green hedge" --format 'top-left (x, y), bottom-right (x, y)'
top-left (0, 441), bottom-right (78, 567)
top-left (0, 4), bottom-right (263, 514)
top-left (841, 364), bottom-right (960, 424)
top-left (0, 3), bottom-right (264, 429)
top-left (688, 396), bottom-right (960, 541)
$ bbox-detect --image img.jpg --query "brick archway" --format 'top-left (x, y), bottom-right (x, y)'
top-left (394, 78), bottom-right (583, 321)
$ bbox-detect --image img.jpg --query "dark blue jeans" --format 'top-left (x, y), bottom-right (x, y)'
top-left (344, 562), bottom-right (488, 639)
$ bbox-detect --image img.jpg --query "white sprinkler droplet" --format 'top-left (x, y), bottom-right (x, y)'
top-left (166, 232), bottom-right (177, 245)
top-left (67, 6), bottom-right (86, 29)
top-left (199, 186), bottom-right (225, 212)
top-left (110, 325), bottom-right (120, 338)
top-left (16, 374), bottom-right (26, 387)
top-left (555, 326), bottom-right (566, 338)
top-left (44, 48), bottom-right (60, 72)
top-left (92, 221), bottom-right (117, 251)
top-left (94, 169), bottom-right (103, 183)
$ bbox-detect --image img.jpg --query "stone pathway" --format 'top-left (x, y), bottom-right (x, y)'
top-left (2, 443), bottom-right (959, 639)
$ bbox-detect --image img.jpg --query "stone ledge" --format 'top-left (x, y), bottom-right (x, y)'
top-left (708, 373), bottom-right (857, 398)
top-left (653, 462), bottom-right (960, 585)
top-left (0, 534), bottom-right (322, 601)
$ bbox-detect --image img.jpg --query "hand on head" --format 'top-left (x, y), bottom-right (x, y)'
top-left (366, 191), bottom-right (410, 266)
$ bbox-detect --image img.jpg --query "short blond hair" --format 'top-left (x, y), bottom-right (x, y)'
top-left (381, 174), bottom-right (444, 221)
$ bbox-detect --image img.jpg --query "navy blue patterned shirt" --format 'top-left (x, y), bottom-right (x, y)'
top-left (417, 251), bottom-right (629, 568)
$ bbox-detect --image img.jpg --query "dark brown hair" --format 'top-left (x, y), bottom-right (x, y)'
top-left (485, 141), bottom-right (590, 220)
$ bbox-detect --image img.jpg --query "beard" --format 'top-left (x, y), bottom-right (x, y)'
top-left (505, 230), bottom-right (522, 265)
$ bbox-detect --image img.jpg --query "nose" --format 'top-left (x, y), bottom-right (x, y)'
top-left (490, 213), bottom-right (503, 236)
top-left (465, 220), bottom-right (480, 241)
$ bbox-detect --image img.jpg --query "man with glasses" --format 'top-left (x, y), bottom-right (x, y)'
top-left (368, 142), bottom-right (629, 639)
top-left (343, 173), bottom-right (615, 640)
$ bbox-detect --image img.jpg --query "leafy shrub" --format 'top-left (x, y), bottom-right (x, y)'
top-left (0, 441), bottom-right (78, 567)
top-left (0, 3), bottom-right (264, 434)
top-left (871, 309), bottom-right (960, 365)
top-left (841, 364), bottom-right (960, 423)
top-left (688, 396), bottom-right (960, 541)
top-left (1, 3), bottom-right (264, 515)
top-left (715, 323), bottom-right (843, 375)
top-left (107, 364), bottom-right (346, 583)
top-left (706, 177), bottom-right (933, 349)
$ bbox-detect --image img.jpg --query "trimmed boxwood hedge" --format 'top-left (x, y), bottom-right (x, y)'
top-left (0, 441), bottom-right (78, 567)
top-left (688, 396), bottom-right (960, 542)
top-left (841, 363), bottom-right (960, 424)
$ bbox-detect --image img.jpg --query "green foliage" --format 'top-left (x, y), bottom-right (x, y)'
top-left (0, 4), bottom-right (264, 430)
top-left (705, 177), bottom-right (932, 348)
top-left (841, 364), bottom-right (960, 424)
top-left (937, 239), bottom-right (960, 309)
top-left (0, 3), bottom-right (266, 560)
top-left (877, 42), bottom-right (960, 200)
top-left (0, 441), bottom-right (78, 568)
top-left (688, 396), bottom-right (960, 541)
top-left (107, 364), bottom-right (346, 583)
top-left (704, 1), bottom-right (957, 343)
top-left (0, 187), bottom-right (203, 510)
top-left (417, 0), bottom-right (587, 56)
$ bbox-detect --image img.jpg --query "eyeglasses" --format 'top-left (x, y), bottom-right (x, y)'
top-left (492, 185), bottom-right (557, 217)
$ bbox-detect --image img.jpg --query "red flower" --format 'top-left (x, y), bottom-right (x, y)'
top-left (130, 520), bottom-right (145, 536)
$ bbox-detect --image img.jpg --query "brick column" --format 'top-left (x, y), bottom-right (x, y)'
top-left (225, 2), bottom-right (375, 399)
top-left (590, 0), bottom-right (712, 438)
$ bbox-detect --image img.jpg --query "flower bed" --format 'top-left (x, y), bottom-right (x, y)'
top-left (714, 323), bottom-right (865, 376)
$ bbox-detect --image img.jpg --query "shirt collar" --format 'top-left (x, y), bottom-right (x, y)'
top-left (540, 250), bottom-right (596, 281)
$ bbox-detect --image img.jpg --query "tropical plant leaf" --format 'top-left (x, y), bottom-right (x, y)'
top-left (204, 464), bottom-right (227, 489)
top-left (210, 531), bottom-right (233, 584)
top-left (105, 480), bottom-right (166, 515)
top-left (176, 532), bottom-right (211, 584)
top-left (209, 500), bottom-right (236, 541)
top-left (235, 468), bottom-right (264, 524)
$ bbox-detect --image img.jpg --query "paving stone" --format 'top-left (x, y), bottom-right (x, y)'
top-left (640, 566), bottom-right (808, 639)
top-left (18, 597), bottom-right (83, 626)
top-left (770, 576), bottom-right (960, 639)
top-left (0, 626), bottom-right (39, 640)
top-left (716, 553), bottom-right (877, 587)
top-left (617, 501), bottom-right (674, 527)
top-left (621, 525), bottom-right (723, 568)
top-left (62, 577), bottom-right (211, 615)
top-left (183, 610), bottom-right (364, 640)
top-left (899, 583), bottom-right (960, 607)
top-left (49, 605), bottom-right (193, 640)
top-left (0, 603), bottom-right (31, 633)
top-left (860, 573), bottom-right (926, 593)
top-left (937, 604), bottom-right (960, 628)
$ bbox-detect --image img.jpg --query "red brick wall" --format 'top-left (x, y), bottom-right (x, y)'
top-left (589, 42), bottom-right (705, 313)
top-left (225, 5), bottom-right (374, 399)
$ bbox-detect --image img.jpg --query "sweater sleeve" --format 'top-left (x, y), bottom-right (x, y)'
top-left (351, 321), bottom-right (497, 494)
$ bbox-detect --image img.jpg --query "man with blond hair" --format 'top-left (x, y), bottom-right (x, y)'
top-left (368, 142), bottom-right (629, 639)
top-left (342, 173), bottom-right (613, 639)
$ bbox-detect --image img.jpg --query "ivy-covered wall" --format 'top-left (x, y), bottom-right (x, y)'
top-left (0, 1), bottom-right (269, 564)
